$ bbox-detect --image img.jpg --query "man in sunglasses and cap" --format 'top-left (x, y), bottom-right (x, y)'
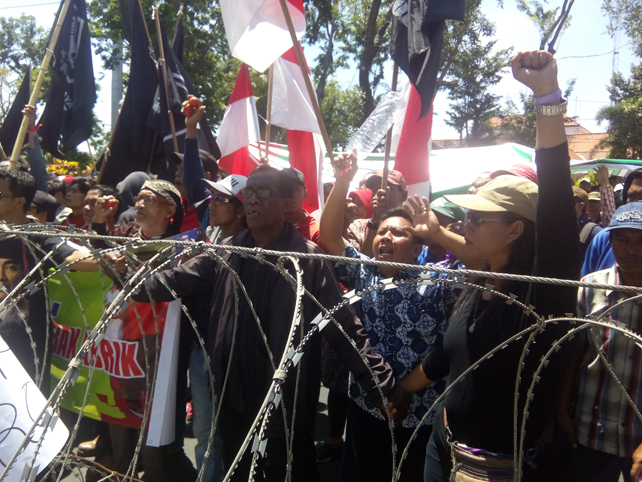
top-left (120, 164), bottom-right (399, 482)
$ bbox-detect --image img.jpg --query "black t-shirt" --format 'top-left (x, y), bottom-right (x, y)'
top-left (422, 143), bottom-right (581, 456)
top-left (0, 233), bottom-right (76, 389)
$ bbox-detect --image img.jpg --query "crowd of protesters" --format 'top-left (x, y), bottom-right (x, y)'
top-left (1, 50), bottom-right (642, 482)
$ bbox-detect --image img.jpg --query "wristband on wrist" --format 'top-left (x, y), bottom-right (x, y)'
top-left (534, 88), bottom-right (562, 105)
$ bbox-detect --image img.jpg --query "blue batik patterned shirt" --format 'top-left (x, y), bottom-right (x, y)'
top-left (335, 245), bottom-right (460, 428)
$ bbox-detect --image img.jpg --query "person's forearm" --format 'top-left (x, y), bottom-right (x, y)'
top-left (320, 178), bottom-right (350, 256)
top-left (433, 228), bottom-right (480, 268)
top-left (65, 251), bottom-right (99, 271)
top-left (600, 185), bottom-right (616, 227)
top-left (535, 107), bottom-right (566, 149)
top-left (183, 138), bottom-right (208, 205)
top-left (25, 136), bottom-right (48, 192)
top-left (361, 227), bottom-right (376, 257)
top-left (399, 364), bottom-right (432, 393)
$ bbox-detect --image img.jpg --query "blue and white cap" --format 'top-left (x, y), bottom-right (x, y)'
top-left (607, 202), bottom-right (642, 231)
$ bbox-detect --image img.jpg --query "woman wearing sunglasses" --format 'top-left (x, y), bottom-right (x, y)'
top-left (400, 50), bottom-right (580, 481)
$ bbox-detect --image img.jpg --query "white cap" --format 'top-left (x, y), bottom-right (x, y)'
top-left (202, 175), bottom-right (247, 201)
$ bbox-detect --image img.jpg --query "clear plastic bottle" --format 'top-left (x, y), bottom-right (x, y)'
top-left (346, 91), bottom-right (405, 160)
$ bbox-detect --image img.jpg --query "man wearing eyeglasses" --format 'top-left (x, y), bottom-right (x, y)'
top-left (120, 164), bottom-right (398, 482)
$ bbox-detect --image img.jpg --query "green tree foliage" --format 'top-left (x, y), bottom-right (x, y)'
top-left (442, 8), bottom-right (511, 146)
top-left (498, 92), bottom-right (537, 147)
top-left (341, 0), bottom-right (392, 121)
top-left (596, 64), bottom-right (642, 159)
top-left (602, 0), bottom-right (642, 57)
top-left (87, 0), bottom-right (238, 129)
top-left (516, 0), bottom-right (574, 53)
top-left (320, 80), bottom-right (365, 150)
top-left (0, 15), bottom-right (47, 123)
top-left (499, 79), bottom-right (575, 147)
top-left (0, 15), bottom-right (47, 72)
top-left (304, 0), bottom-right (349, 105)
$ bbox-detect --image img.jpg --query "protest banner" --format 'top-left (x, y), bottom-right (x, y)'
top-left (48, 271), bottom-right (178, 432)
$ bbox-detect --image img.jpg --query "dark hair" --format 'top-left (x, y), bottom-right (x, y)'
top-left (202, 158), bottom-right (218, 178)
top-left (91, 184), bottom-right (123, 219)
top-left (381, 208), bottom-right (422, 244)
top-left (70, 176), bottom-right (95, 195)
top-left (451, 211), bottom-right (536, 333)
top-left (382, 207), bottom-right (414, 226)
top-left (48, 180), bottom-right (67, 197)
top-left (0, 168), bottom-right (37, 212)
top-left (499, 212), bottom-right (536, 275)
top-left (624, 169), bottom-right (642, 204)
top-left (251, 166), bottom-right (295, 198)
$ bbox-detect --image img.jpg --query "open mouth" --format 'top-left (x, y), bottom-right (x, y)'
top-left (378, 246), bottom-right (393, 258)
top-left (246, 209), bottom-right (260, 218)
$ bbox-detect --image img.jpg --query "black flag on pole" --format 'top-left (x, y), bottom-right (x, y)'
top-left (391, 0), bottom-right (464, 119)
top-left (0, 69), bottom-right (31, 157)
top-left (147, 19), bottom-right (220, 167)
top-left (38, 0), bottom-right (96, 158)
top-left (172, 14), bottom-right (185, 65)
top-left (99, 0), bottom-right (159, 186)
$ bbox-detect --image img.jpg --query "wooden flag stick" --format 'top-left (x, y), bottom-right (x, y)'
top-left (265, 63), bottom-right (274, 157)
top-left (153, 1), bottom-right (179, 153)
top-left (9, 0), bottom-right (72, 170)
top-left (172, 3), bottom-right (184, 44)
top-left (381, 63), bottom-right (399, 191)
top-left (277, 0), bottom-right (333, 159)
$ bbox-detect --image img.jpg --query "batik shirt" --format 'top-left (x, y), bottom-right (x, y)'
top-left (575, 265), bottom-right (642, 457)
top-left (335, 245), bottom-right (460, 428)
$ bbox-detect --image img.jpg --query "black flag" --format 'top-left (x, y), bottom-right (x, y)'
top-left (391, 0), bottom-right (464, 119)
top-left (0, 69), bottom-right (31, 157)
top-left (147, 19), bottom-right (220, 167)
top-left (38, 0), bottom-right (96, 158)
top-left (172, 14), bottom-right (185, 65)
top-left (99, 0), bottom-right (159, 186)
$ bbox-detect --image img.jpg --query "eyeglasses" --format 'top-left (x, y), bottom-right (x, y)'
top-left (241, 188), bottom-right (282, 200)
top-left (135, 194), bottom-right (164, 206)
top-left (209, 194), bottom-right (233, 205)
top-left (465, 210), bottom-right (503, 227)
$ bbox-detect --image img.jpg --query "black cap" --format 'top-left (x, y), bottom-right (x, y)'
top-left (282, 167), bottom-right (305, 188)
top-left (31, 191), bottom-right (59, 222)
top-left (171, 149), bottom-right (219, 178)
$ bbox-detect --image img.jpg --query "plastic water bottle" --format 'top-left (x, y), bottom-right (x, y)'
top-left (347, 91), bottom-right (405, 160)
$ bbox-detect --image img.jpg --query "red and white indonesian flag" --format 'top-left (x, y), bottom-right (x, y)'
top-left (217, 64), bottom-right (261, 176)
top-left (393, 83), bottom-right (433, 199)
top-left (220, 0), bottom-right (306, 73)
top-left (271, 47), bottom-right (325, 211)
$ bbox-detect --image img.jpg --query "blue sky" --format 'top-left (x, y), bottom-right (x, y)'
top-left (2, 0), bottom-right (637, 140)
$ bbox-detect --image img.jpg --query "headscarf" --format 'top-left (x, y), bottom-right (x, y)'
top-left (349, 188), bottom-right (374, 219)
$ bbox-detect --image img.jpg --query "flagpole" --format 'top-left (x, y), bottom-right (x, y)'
top-left (146, 133), bottom-right (158, 174)
top-left (153, 2), bottom-right (179, 153)
top-left (8, 0), bottom-right (72, 170)
top-left (265, 63), bottom-right (274, 157)
top-left (172, 3), bottom-right (184, 45)
top-left (277, 0), bottom-right (333, 159)
top-left (381, 62), bottom-right (399, 191)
